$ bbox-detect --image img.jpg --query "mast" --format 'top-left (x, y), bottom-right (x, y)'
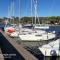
top-left (8, 0), bottom-right (15, 24)
top-left (33, 0), bottom-right (37, 24)
top-left (19, 0), bottom-right (20, 25)
top-left (33, 0), bottom-right (40, 24)
top-left (12, 0), bottom-right (15, 24)
top-left (7, 3), bottom-right (10, 24)
top-left (7, 0), bottom-right (15, 24)
top-left (5, 0), bottom-right (13, 26)
top-left (31, 0), bottom-right (33, 24)
top-left (19, 0), bottom-right (21, 34)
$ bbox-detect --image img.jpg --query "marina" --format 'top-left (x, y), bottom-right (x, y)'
top-left (8, 25), bottom-right (60, 60)
top-left (0, 30), bottom-right (59, 60)
top-left (0, 0), bottom-right (60, 60)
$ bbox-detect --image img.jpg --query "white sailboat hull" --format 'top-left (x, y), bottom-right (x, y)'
top-left (39, 39), bottom-right (60, 56)
top-left (10, 32), bottom-right (19, 37)
top-left (19, 33), bottom-right (56, 41)
top-left (34, 24), bottom-right (49, 29)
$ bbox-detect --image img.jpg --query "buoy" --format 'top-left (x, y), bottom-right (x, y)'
top-left (7, 29), bottom-right (15, 33)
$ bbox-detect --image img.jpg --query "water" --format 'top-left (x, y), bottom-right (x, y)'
top-left (0, 24), bottom-right (5, 31)
top-left (46, 26), bottom-right (60, 37)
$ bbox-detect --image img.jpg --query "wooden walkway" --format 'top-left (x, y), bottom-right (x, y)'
top-left (0, 31), bottom-right (38, 60)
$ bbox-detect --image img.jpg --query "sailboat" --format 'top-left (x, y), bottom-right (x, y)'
top-left (32, 0), bottom-right (49, 29)
top-left (19, 0), bottom-right (56, 41)
top-left (19, 32), bottom-right (56, 41)
top-left (4, 1), bottom-right (15, 35)
top-left (39, 39), bottom-right (60, 56)
top-left (10, 0), bottom-right (56, 40)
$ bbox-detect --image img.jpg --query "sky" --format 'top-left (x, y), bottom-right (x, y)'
top-left (0, 0), bottom-right (60, 18)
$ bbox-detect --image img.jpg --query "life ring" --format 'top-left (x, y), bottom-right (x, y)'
top-left (50, 50), bottom-right (57, 56)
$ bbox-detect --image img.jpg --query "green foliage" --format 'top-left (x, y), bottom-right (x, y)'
top-left (1, 16), bottom-right (60, 24)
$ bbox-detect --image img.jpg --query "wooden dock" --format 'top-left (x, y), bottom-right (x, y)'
top-left (0, 31), bottom-right (38, 60)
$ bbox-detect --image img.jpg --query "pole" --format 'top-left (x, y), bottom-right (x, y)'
top-left (19, 0), bottom-right (21, 34)
top-left (12, 0), bottom-right (15, 24)
top-left (31, 0), bottom-right (33, 24)
top-left (33, 0), bottom-right (37, 24)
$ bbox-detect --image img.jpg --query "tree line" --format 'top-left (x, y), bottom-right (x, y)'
top-left (1, 16), bottom-right (60, 25)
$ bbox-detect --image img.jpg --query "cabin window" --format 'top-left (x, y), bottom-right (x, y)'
top-left (35, 35), bottom-right (42, 36)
